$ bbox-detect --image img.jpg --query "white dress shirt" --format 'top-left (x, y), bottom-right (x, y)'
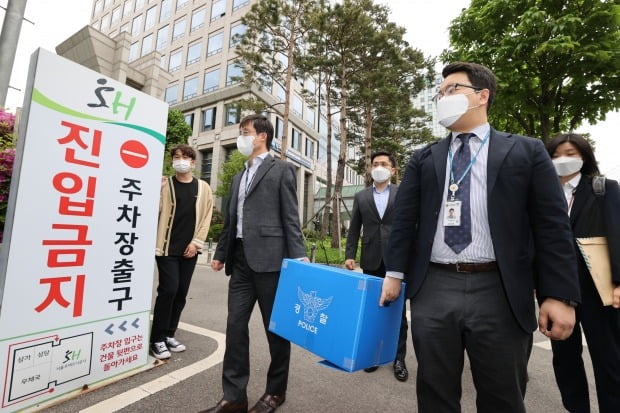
top-left (430, 123), bottom-right (496, 263)
top-left (373, 183), bottom-right (391, 219)
top-left (562, 173), bottom-right (581, 215)
top-left (236, 152), bottom-right (269, 238)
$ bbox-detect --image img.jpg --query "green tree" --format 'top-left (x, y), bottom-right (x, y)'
top-left (215, 150), bottom-right (248, 198)
top-left (236, 0), bottom-right (320, 160)
top-left (443, 0), bottom-right (620, 142)
top-left (162, 109), bottom-right (193, 175)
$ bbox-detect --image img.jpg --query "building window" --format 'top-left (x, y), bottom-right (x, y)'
top-left (200, 150), bottom-right (213, 184)
top-left (191, 8), bottom-right (206, 31)
top-left (160, 54), bottom-right (167, 68)
top-left (134, 0), bottom-right (144, 11)
top-left (292, 95), bottom-right (303, 117)
top-left (101, 14), bottom-right (111, 31)
top-left (168, 49), bottom-right (182, 72)
top-left (111, 7), bottom-right (121, 24)
top-left (291, 128), bottom-right (301, 150)
top-left (184, 113), bottom-right (195, 129)
top-left (211, 0), bottom-right (226, 22)
top-left (156, 25), bottom-right (168, 50)
top-left (224, 103), bottom-right (241, 126)
top-left (274, 83), bottom-right (285, 102)
top-left (275, 117), bottom-right (283, 139)
top-left (203, 68), bottom-right (221, 93)
top-left (207, 32), bottom-right (223, 56)
top-left (160, 0), bottom-right (171, 22)
top-left (123, 0), bottom-right (132, 17)
top-left (129, 41), bottom-right (139, 61)
top-left (177, 0), bottom-right (190, 11)
top-left (202, 107), bottom-right (217, 131)
top-left (144, 6), bottom-right (157, 30)
top-left (104, 0), bottom-right (112, 10)
top-left (93, 0), bottom-right (103, 17)
top-left (187, 42), bottom-right (202, 65)
top-left (141, 33), bottom-right (153, 56)
top-left (232, 0), bottom-right (250, 11)
top-left (131, 15), bottom-right (143, 36)
top-left (120, 23), bottom-right (130, 33)
top-left (226, 61), bottom-right (243, 86)
top-left (165, 84), bottom-right (179, 105)
top-left (172, 18), bottom-right (186, 41)
top-left (305, 139), bottom-right (314, 158)
top-left (229, 24), bottom-right (246, 48)
top-left (305, 106), bottom-right (315, 127)
top-left (183, 77), bottom-right (199, 100)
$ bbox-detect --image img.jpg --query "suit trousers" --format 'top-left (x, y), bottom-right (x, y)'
top-left (411, 265), bottom-right (530, 413)
top-left (551, 269), bottom-right (620, 413)
top-left (151, 255), bottom-right (197, 343)
top-left (364, 261), bottom-right (408, 362)
top-left (222, 240), bottom-right (291, 402)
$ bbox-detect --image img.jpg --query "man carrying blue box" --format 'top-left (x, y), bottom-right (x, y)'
top-left (200, 114), bottom-right (308, 413)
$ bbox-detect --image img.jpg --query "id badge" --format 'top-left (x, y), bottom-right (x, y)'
top-left (443, 200), bottom-right (461, 226)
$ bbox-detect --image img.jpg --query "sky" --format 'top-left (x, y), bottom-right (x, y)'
top-left (1, 0), bottom-right (619, 179)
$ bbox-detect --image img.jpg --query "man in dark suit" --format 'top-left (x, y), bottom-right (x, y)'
top-left (380, 62), bottom-right (580, 412)
top-left (344, 151), bottom-right (409, 382)
top-left (202, 114), bottom-right (307, 413)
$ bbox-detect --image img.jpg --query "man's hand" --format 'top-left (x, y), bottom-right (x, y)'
top-left (211, 259), bottom-right (224, 271)
top-left (380, 276), bottom-right (402, 307)
top-left (613, 285), bottom-right (620, 309)
top-left (183, 243), bottom-right (198, 258)
top-left (538, 298), bottom-right (576, 340)
top-left (344, 259), bottom-right (356, 271)
top-left (298, 257), bottom-right (310, 263)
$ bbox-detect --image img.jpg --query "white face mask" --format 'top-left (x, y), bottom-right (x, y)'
top-left (436, 93), bottom-right (476, 128)
top-left (172, 159), bottom-right (193, 173)
top-left (237, 135), bottom-right (255, 156)
top-left (552, 156), bottom-right (583, 177)
top-left (371, 166), bottom-right (391, 183)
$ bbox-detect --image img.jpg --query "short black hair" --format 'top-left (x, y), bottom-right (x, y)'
top-left (170, 144), bottom-right (196, 160)
top-left (545, 133), bottom-right (600, 177)
top-left (371, 151), bottom-right (397, 168)
top-left (442, 62), bottom-right (497, 113)
top-left (240, 114), bottom-right (274, 150)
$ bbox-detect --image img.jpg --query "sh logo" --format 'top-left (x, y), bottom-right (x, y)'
top-left (88, 78), bottom-right (136, 121)
top-left (297, 287), bottom-right (332, 323)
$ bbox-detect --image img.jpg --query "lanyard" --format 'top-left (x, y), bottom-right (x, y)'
top-left (448, 131), bottom-right (490, 199)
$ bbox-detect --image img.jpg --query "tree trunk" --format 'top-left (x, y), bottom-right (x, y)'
top-left (331, 65), bottom-right (348, 249)
top-left (280, 18), bottom-right (297, 161)
top-left (363, 104), bottom-right (373, 186)
top-left (320, 75), bottom-right (333, 238)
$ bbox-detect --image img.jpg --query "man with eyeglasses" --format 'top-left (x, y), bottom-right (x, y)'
top-left (202, 114), bottom-right (308, 413)
top-left (344, 151), bottom-right (409, 382)
top-left (380, 62), bottom-right (580, 412)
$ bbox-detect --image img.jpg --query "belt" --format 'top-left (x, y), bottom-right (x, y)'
top-left (431, 261), bottom-right (498, 273)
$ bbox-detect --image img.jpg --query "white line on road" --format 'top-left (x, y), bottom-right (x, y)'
top-left (80, 321), bottom-right (225, 413)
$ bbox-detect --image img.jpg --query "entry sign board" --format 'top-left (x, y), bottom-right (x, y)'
top-left (0, 49), bottom-right (167, 411)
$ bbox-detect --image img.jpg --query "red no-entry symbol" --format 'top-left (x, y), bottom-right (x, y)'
top-left (120, 140), bottom-right (149, 168)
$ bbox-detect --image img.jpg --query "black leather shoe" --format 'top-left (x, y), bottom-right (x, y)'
top-left (363, 366), bottom-right (379, 373)
top-left (199, 399), bottom-right (248, 413)
top-left (393, 360), bottom-right (408, 382)
top-left (248, 394), bottom-right (285, 413)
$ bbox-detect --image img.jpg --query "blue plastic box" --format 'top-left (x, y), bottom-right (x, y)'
top-left (269, 259), bottom-right (406, 372)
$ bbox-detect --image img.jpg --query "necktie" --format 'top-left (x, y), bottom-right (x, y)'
top-left (444, 133), bottom-right (473, 254)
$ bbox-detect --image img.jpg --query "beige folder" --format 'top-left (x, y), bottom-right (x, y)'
top-left (575, 237), bottom-right (614, 306)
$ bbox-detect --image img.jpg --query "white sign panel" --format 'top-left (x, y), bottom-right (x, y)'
top-left (0, 49), bottom-right (167, 411)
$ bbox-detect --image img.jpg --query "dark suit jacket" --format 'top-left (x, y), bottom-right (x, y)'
top-left (214, 154), bottom-right (306, 274)
top-left (387, 129), bottom-right (580, 332)
top-left (345, 184), bottom-right (398, 271)
top-left (571, 176), bottom-right (620, 285)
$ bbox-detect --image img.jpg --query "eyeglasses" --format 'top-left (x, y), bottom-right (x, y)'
top-left (432, 83), bottom-right (483, 102)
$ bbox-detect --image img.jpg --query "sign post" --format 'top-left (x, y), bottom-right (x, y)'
top-left (0, 49), bottom-right (167, 412)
